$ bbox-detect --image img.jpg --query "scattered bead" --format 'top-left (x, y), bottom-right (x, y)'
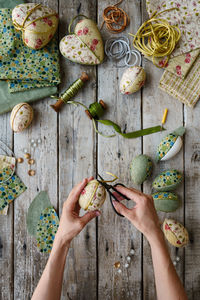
top-left (130, 249), bottom-right (135, 256)
top-left (37, 138), bottom-right (42, 144)
top-left (126, 256), bottom-right (131, 262)
top-left (31, 139), bottom-right (35, 143)
top-left (28, 170), bottom-right (36, 176)
top-left (117, 269), bottom-right (122, 274)
top-left (28, 159), bottom-right (35, 165)
top-left (173, 261), bottom-right (177, 266)
top-left (17, 157), bottom-right (24, 163)
top-left (124, 263), bottom-right (129, 268)
top-left (114, 261), bottom-right (121, 269)
top-left (24, 153), bottom-right (31, 159)
top-left (176, 256), bottom-right (180, 262)
top-left (23, 148), bottom-right (28, 154)
top-left (33, 143), bottom-right (37, 148)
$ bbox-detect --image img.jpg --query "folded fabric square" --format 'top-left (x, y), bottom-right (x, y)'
top-left (0, 8), bottom-right (60, 93)
top-left (159, 54), bottom-right (200, 108)
top-left (146, 0), bottom-right (200, 57)
top-left (0, 171), bottom-right (27, 210)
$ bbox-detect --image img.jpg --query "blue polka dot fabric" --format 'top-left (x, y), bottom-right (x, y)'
top-left (0, 9), bottom-right (60, 92)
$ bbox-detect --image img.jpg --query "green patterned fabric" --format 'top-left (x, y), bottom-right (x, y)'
top-left (0, 8), bottom-right (60, 93)
top-left (0, 0), bottom-right (21, 8)
top-left (0, 171), bottom-right (27, 210)
top-left (156, 133), bottom-right (177, 161)
top-left (152, 192), bottom-right (180, 212)
top-left (152, 170), bottom-right (182, 192)
top-left (27, 191), bottom-right (52, 236)
top-left (36, 206), bottom-right (59, 253)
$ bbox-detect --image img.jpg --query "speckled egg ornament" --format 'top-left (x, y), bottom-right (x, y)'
top-left (152, 170), bottom-right (183, 192)
top-left (152, 192), bottom-right (180, 212)
top-left (60, 16), bottom-right (104, 65)
top-left (130, 154), bottom-right (153, 185)
top-left (163, 218), bottom-right (189, 248)
top-left (10, 103), bottom-right (33, 132)
top-left (156, 127), bottom-right (185, 161)
top-left (79, 180), bottom-right (106, 211)
top-left (120, 66), bottom-right (146, 95)
top-left (12, 3), bottom-right (59, 49)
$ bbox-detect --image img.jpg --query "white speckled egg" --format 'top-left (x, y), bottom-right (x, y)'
top-left (10, 103), bottom-right (33, 133)
top-left (120, 66), bottom-right (146, 95)
top-left (79, 180), bottom-right (106, 211)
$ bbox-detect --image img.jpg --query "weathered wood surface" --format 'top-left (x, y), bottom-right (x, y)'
top-left (0, 0), bottom-right (200, 299)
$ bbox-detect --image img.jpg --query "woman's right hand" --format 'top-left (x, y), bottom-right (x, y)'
top-left (113, 186), bottom-right (162, 243)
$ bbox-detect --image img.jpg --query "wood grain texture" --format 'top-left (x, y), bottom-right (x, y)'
top-left (0, 113), bottom-right (13, 300)
top-left (0, 0), bottom-right (199, 299)
top-left (58, 1), bottom-right (97, 299)
top-left (97, 1), bottom-right (142, 299)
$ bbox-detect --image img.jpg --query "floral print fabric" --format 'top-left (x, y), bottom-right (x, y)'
top-left (146, 0), bottom-right (200, 57)
top-left (0, 9), bottom-right (60, 92)
top-left (12, 3), bottom-right (59, 50)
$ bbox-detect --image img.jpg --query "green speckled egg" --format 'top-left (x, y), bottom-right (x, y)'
top-left (130, 154), bottom-right (153, 185)
top-left (152, 192), bottom-right (180, 212)
top-left (152, 170), bottom-right (183, 192)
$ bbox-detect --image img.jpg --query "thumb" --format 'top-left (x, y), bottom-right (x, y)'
top-left (81, 210), bottom-right (101, 225)
top-left (113, 200), bottom-right (131, 219)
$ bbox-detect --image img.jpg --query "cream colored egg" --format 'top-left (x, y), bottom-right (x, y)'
top-left (120, 66), bottom-right (146, 95)
top-left (10, 103), bottom-right (33, 132)
top-left (79, 180), bottom-right (106, 211)
top-left (163, 218), bottom-right (189, 248)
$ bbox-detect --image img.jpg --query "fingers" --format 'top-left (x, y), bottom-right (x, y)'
top-left (66, 178), bottom-right (88, 210)
top-left (115, 186), bottom-right (142, 203)
top-left (81, 210), bottom-right (101, 225)
top-left (112, 200), bottom-right (132, 220)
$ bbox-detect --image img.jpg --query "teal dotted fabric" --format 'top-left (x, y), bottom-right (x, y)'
top-left (0, 170), bottom-right (27, 210)
top-left (0, 9), bottom-right (60, 93)
top-left (36, 206), bottom-right (59, 253)
top-left (156, 133), bottom-right (178, 161)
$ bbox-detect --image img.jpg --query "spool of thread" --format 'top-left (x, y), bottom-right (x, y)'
top-left (50, 72), bottom-right (89, 112)
top-left (85, 100), bottom-right (107, 120)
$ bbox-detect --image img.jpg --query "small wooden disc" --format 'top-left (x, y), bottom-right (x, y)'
top-left (24, 153), bottom-right (31, 159)
top-left (28, 170), bottom-right (36, 176)
top-left (17, 157), bottom-right (24, 163)
top-left (85, 110), bottom-right (93, 120)
top-left (28, 159), bottom-right (35, 165)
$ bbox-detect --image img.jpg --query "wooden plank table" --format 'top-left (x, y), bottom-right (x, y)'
top-left (0, 0), bottom-right (200, 299)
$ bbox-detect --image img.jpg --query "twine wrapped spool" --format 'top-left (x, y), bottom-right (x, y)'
top-left (50, 72), bottom-right (89, 112)
top-left (85, 100), bottom-right (107, 120)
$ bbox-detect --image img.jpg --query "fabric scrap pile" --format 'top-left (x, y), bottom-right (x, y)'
top-left (145, 0), bottom-right (200, 108)
top-left (0, 1), bottom-right (60, 114)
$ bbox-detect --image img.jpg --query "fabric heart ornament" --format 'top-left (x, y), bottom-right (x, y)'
top-left (12, 3), bottom-right (59, 49)
top-left (59, 15), bottom-right (104, 65)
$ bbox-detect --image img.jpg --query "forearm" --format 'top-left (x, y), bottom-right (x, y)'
top-left (31, 234), bottom-right (70, 300)
top-left (149, 230), bottom-right (188, 300)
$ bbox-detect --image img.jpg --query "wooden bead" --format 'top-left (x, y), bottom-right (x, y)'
top-left (28, 159), bottom-right (35, 165)
top-left (28, 170), bottom-right (36, 176)
top-left (24, 153), bottom-right (31, 159)
top-left (17, 157), bottom-right (24, 163)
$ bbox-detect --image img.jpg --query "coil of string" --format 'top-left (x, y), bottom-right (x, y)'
top-left (105, 36), bottom-right (141, 67)
top-left (130, 9), bottom-right (181, 67)
top-left (101, 0), bottom-right (130, 33)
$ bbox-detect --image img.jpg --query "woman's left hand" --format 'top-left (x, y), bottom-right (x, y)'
top-left (56, 177), bottom-right (100, 245)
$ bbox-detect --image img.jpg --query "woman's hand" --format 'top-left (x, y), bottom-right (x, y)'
top-left (56, 177), bottom-right (101, 245)
top-left (113, 186), bottom-right (162, 243)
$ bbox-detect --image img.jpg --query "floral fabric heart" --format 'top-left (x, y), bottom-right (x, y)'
top-left (59, 17), bottom-right (104, 65)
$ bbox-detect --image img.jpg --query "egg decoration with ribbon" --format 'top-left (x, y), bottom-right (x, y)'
top-left (130, 154), bottom-right (153, 185)
top-left (12, 3), bottom-right (59, 49)
top-left (10, 103), bottom-right (33, 132)
top-left (156, 127), bottom-right (185, 162)
top-left (152, 169), bottom-right (183, 192)
top-left (152, 192), bottom-right (180, 212)
top-left (120, 66), bottom-right (146, 95)
top-left (59, 15), bottom-right (104, 65)
top-left (79, 180), bottom-right (106, 211)
top-left (163, 218), bottom-right (189, 248)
